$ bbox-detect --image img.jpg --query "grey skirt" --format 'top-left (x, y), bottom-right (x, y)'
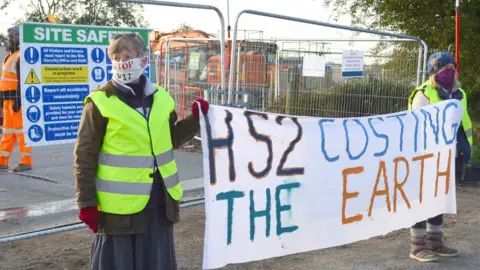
top-left (90, 208), bottom-right (177, 270)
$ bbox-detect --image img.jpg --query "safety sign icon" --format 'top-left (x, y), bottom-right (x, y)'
top-left (91, 48), bottom-right (105, 63)
top-left (25, 86), bottom-right (41, 103)
top-left (91, 67), bottom-right (105, 82)
top-left (24, 47), bottom-right (40, 64)
top-left (26, 106), bottom-right (41, 123)
top-left (28, 125), bottom-right (43, 142)
top-left (25, 68), bottom-right (41, 84)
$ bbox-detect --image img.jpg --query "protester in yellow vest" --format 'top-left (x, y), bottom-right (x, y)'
top-left (73, 33), bottom-right (209, 269)
top-left (407, 52), bottom-right (473, 263)
top-left (0, 26), bottom-right (32, 172)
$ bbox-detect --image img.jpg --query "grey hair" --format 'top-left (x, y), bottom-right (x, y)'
top-left (108, 33), bottom-right (148, 58)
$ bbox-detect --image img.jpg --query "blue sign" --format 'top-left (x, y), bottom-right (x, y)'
top-left (26, 106), bottom-right (41, 123)
top-left (26, 86), bottom-right (41, 103)
top-left (42, 85), bottom-right (89, 103)
top-left (45, 122), bottom-right (79, 141)
top-left (342, 71), bottom-right (364, 78)
top-left (43, 104), bottom-right (83, 122)
top-left (144, 66), bottom-right (150, 78)
top-left (41, 47), bottom-right (88, 65)
top-left (28, 125), bottom-right (43, 142)
top-left (91, 67), bottom-right (105, 82)
top-left (106, 66), bottom-right (113, 81)
top-left (24, 47), bottom-right (40, 64)
top-left (106, 48), bottom-right (112, 64)
top-left (91, 48), bottom-right (105, 63)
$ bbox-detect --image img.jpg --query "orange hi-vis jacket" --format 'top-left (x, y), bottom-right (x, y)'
top-left (0, 50), bottom-right (32, 166)
top-left (0, 50), bottom-right (21, 94)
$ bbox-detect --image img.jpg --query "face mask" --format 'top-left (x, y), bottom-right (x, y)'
top-left (112, 57), bottom-right (146, 84)
top-left (435, 68), bottom-right (455, 90)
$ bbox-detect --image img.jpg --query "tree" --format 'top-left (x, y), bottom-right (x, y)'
top-left (1, 0), bottom-right (148, 27)
top-left (178, 23), bottom-right (194, 31)
top-left (324, 0), bottom-right (480, 92)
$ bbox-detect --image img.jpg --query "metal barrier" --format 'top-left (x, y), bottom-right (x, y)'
top-left (0, 198), bottom-right (205, 243)
top-left (124, 0), bottom-right (227, 93)
top-left (1, 5), bottom-right (433, 244)
top-left (0, 0), bottom-right (227, 241)
top-left (228, 9), bottom-right (428, 110)
top-left (230, 38), bottom-right (425, 117)
top-left (163, 38), bottom-right (225, 119)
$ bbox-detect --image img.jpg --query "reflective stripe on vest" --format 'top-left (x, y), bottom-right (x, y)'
top-left (408, 81), bottom-right (473, 146)
top-left (96, 172), bottom-right (180, 194)
top-left (3, 52), bottom-right (20, 73)
top-left (465, 128), bottom-right (473, 137)
top-left (98, 149), bottom-right (174, 168)
top-left (87, 85), bottom-right (183, 215)
top-left (0, 51), bottom-right (20, 91)
top-left (97, 149), bottom-right (181, 189)
top-left (2, 128), bottom-right (23, 135)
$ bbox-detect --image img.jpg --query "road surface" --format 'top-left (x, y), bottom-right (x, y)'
top-left (0, 141), bottom-right (204, 238)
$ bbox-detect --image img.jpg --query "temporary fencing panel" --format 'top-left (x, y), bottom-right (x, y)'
top-left (162, 38), bottom-right (225, 119)
top-left (0, 0), bottom-right (226, 241)
top-left (1, 8), bottom-right (433, 265)
top-left (228, 9), bottom-right (428, 117)
top-left (230, 38), bottom-right (425, 118)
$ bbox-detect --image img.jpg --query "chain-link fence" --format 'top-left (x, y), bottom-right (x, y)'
top-left (0, 0), bottom-right (226, 240)
top-left (163, 38), bottom-right (225, 119)
top-left (1, 3), bottom-right (430, 246)
top-left (229, 38), bottom-right (423, 118)
top-left (228, 10), bottom-right (428, 118)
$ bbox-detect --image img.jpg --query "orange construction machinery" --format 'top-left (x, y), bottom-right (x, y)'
top-left (151, 29), bottom-right (281, 116)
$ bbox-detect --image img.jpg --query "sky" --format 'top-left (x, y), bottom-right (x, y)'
top-left (0, 0), bottom-right (385, 52)
top-left (0, 0), bottom-right (364, 38)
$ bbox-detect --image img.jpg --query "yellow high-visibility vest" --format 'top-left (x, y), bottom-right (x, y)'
top-left (85, 85), bottom-right (183, 215)
top-left (408, 81), bottom-right (473, 145)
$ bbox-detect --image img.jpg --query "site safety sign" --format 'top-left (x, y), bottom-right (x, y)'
top-left (19, 22), bottom-right (150, 146)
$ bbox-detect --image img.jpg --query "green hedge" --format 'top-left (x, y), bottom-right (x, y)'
top-left (268, 78), bottom-right (412, 118)
top-left (473, 123), bottom-right (480, 163)
top-left (468, 89), bottom-right (480, 122)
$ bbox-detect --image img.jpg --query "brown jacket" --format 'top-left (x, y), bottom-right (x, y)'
top-left (74, 79), bottom-right (199, 235)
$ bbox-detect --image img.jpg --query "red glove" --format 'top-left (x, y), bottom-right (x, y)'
top-left (191, 98), bottom-right (209, 120)
top-left (78, 206), bottom-right (99, 233)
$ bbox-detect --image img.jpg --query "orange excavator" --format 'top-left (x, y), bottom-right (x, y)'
top-left (150, 29), bottom-right (278, 116)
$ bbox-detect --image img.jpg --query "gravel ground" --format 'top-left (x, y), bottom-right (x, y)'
top-left (1, 184), bottom-right (479, 270)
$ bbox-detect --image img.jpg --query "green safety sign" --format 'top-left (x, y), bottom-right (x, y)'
top-left (22, 22), bottom-right (150, 46)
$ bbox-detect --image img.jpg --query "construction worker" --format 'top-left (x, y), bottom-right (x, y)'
top-left (407, 52), bottom-right (473, 262)
top-left (74, 33), bottom-right (208, 269)
top-left (0, 26), bottom-right (32, 172)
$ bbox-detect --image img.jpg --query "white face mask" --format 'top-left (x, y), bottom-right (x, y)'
top-left (112, 57), bottom-right (146, 84)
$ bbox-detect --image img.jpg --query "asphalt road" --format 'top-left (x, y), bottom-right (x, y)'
top-left (0, 141), bottom-right (204, 238)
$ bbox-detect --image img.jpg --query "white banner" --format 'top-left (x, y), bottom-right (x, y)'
top-left (199, 100), bottom-right (463, 269)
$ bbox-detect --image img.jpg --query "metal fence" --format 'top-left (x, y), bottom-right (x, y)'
top-left (228, 9), bottom-right (428, 117)
top-left (162, 38), bottom-right (225, 118)
top-left (228, 38), bottom-right (424, 118)
top-left (0, 4), bottom-right (430, 244)
top-left (0, 0), bottom-right (226, 241)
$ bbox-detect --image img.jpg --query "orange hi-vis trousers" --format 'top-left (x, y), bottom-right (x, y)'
top-left (0, 100), bottom-right (32, 166)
